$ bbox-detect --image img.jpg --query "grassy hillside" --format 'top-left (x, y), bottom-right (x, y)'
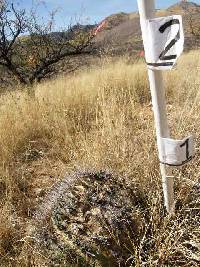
top-left (1, 2), bottom-right (199, 90)
top-left (0, 51), bottom-right (200, 266)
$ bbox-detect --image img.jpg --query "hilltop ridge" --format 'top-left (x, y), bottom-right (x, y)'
top-left (168, 1), bottom-right (200, 12)
top-left (94, 1), bottom-right (200, 55)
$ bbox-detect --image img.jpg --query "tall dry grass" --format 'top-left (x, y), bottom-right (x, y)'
top-left (0, 51), bottom-right (199, 266)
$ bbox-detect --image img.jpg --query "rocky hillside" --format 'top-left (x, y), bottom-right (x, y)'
top-left (94, 1), bottom-right (200, 55)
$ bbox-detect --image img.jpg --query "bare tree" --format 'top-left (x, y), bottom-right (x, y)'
top-left (0, 1), bottom-right (95, 86)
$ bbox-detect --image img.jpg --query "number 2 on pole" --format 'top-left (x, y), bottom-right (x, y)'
top-left (159, 19), bottom-right (180, 61)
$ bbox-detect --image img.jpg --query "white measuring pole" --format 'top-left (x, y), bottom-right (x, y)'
top-left (137, 0), bottom-right (175, 213)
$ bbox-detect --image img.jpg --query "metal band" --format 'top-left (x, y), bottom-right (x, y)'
top-left (147, 62), bottom-right (174, 67)
top-left (160, 156), bottom-right (194, 167)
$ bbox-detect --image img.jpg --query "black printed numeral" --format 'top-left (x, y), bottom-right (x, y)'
top-left (159, 19), bottom-right (180, 61)
top-left (180, 138), bottom-right (191, 161)
top-left (147, 18), bottom-right (181, 68)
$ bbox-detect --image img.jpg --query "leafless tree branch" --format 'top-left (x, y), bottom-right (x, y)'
top-left (0, 1), bottom-right (95, 86)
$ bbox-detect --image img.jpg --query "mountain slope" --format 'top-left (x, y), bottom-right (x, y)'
top-left (94, 1), bottom-right (200, 55)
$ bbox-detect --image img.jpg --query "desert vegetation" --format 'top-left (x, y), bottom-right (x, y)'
top-left (0, 50), bottom-right (199, 266)
top-left (0, 1), bottom-right (95, 88)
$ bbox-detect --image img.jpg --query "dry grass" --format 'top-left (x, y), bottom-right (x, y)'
top-left (0, 50), bottom-right (199, 266)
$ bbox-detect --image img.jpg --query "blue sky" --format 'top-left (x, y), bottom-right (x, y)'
top-left (13, 0), bottom-right (200, 28)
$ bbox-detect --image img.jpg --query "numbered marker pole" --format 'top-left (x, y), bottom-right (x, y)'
top-left (137, 0), bottom-right (175, 213)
